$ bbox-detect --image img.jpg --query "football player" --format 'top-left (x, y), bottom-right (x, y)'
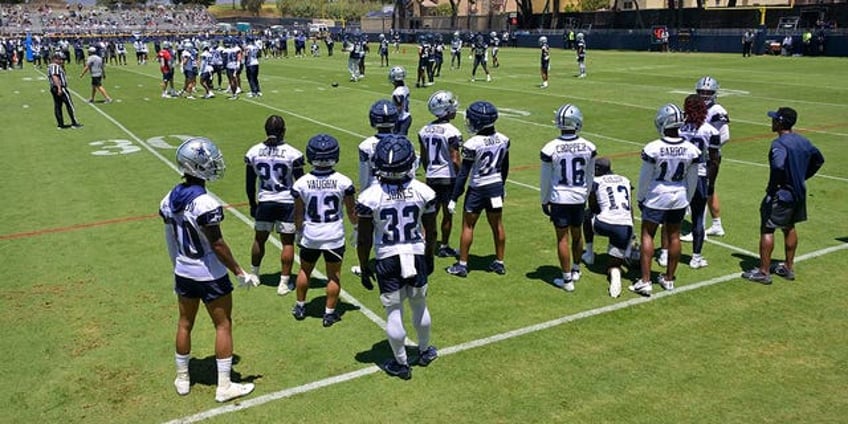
top-left (356, 135), bottom-right (438, 380)
top-left (576, 32), bottom-right (586, 78)
top-left (348, 34), bottom-right (364, 82)
top-left (179, 41), bottom-right (198, 99)
top-left (358, 99), bottom-right (400, 191)
top-left (583, 157), bottom-right (637, 298)
top-left (244, 37), bottom-right (262, 98)
top-left (663, 94), bottom-right (721, 269)
top-left (450, 31), bottom-right (462, 69)
top-left (223, 38), bottom-right (242, 99)
top-left (244, 115), bottom-right (305, 296)
top-left (445, 101), bottom-right (509, 277)
top-left (489, 31), bottom-right (501, 68)
top-left (539, 36), bottom-right (550, 88)
top-left (158, 41), bottom-right (176, 98)
top-left (389, 66), bottom-right (412, 135)
top-left (161, 138), bottom-right (258, 402)
top-left (378, 33), bottom-right (390, 67)
top-left (432, 33), bottom-right (444, 77)
top-left (199, 43), bottom-right (215, 99)
top-left (630, 104), bottom-right (702, 297)
top-left (416, 34), bottom-right (432, 88)
top-left (419, 90), bottom-right (462, 259)
top-left (291, 134), bottom-right (357, 327)
top-left (696, 76), bottom-right (730, 236)
top-left (470, 34), bottom-right (491, 82)
top-left (540, 104), bottom-right (597, 292)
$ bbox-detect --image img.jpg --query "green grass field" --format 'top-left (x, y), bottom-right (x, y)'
top-left (1, 46), bottom-right (847, 423)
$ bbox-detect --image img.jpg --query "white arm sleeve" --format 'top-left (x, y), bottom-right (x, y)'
top-left (358, 157), bottom-right (371, 191)
top-left (164, 224), bottom-right (178, 267)
top-left (540, 162), bottom-right (552, 203)
top-left (685, 164), bottom-right (699, 203)
top-left (637, 161), bottom-right (653, 203)
top-left (585, 156), bottom-right (596, 201)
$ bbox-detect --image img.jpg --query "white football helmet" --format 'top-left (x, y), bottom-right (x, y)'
top-left (654, 103), bottom-right (685, 135)
top-left (388, 65), bottom-right (406, 83)
top-left (695, 76), bottom-right (719, 103)
top-left (539, 36), bottom-right (548, 46)
top-left (176, 138), bottom-right (226, 181)
top-left (554, 103), bottom-right (583, 132)
top-left (490, 31), bottom-right (497, 38)
top-left (428, 90), bottom-right (459, 119)
top-left (576, 32), bottom-right (585, 41)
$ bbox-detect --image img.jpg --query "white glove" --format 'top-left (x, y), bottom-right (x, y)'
top-left (349, 226), bottom-right (358, 248)
top-left (447, 200), bottom-right (456, 215)
top-left (236, 272), bottom-right (260, 289)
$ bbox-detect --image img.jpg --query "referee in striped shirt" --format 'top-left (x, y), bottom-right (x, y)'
top-left (48, 52), bottom-right (82, 129)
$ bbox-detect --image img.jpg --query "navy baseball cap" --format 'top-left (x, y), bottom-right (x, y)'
top-left (767, 107), bottom-right (797, 128)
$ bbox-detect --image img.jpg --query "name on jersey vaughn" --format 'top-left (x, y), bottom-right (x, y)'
top-left (306, 179), bottom-right (338, 190)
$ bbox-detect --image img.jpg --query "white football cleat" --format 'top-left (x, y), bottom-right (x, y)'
top-left (705, 226), bottom-right (725, 236)
top-left (689, 256), bottom-right (709, 269)
top-left (350, 265), bottom-right (362, 276)
top-left (658, 274), bottom-right (675, 291)
top-left (554, 278), bottom-right (575, 292)
top-left (628, 280), bottom-right (652, 297)
top-left (679, 232), bottom-right (694, 242)
top-left (609, 268), bottom-right (622, 298)
top-left (276, 281), bottom-right (291, 296)
top-left (174, 374), bottom-right (190, 396)
top-left (215, 382), bottom-right (255, 403)
top-left (656, 251), bottom-right (668, 268)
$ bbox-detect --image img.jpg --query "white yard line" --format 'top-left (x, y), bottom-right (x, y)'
top-left (164, 240), bottom-right (848, 424)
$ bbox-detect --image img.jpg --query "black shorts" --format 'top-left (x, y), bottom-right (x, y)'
top-left (593, 220), bottom-right (633, 250)
top-left (375, 254), bottom-right (428, 294)
top-left (426, 178), bottom-right (455, 205)
top-left (174, 274), bottom-right (233, 303)
top-left (298, 246), bottom-right (345, 264)
top-left (464, 184), bottom-right (504, 214)
top-left (91, 76), bottom-right (102, 87)
top-left (760, 190), bottom-right (798, 233)
top-left (640, 206), bottom-right (686, 225)
top-left (549, 203), bottom-right (585, 228)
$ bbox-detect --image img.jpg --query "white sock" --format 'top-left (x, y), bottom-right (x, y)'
top-left (712, 218), bottom-right (722, 227)
top-left (385, 305), bottom-right (408, 365)
top-left (280, 275), bottom-right (290, 286)
top-left (216, 357), bottom-right (233, 387)
top-left (562, 272), bottom-right (571, 281)
top-left (325, 307), bottom-right (335, 315)
top-left (660, 249), bottom-right (668, 257)
top-left (251, 265), bottom-right (260, 276)
top-left (409, 296), bottom-right (431, 350)
top-left (459, 260), bottom-right (468, 267)
top-left (296, 300), bottom-right (306, 307)
top-left (585, 242), bottom-right (593, 253)
top-left (175, 353), bottom-right (190, 375)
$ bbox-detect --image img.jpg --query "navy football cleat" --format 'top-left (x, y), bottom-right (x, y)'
top-left (383, 359), bottom-right (411, 380)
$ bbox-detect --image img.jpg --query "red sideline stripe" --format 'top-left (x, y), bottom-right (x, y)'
top-left (0, 202), bottom-right (249, 241)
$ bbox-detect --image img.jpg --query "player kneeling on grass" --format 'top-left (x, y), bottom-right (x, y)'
top-left (356, 135), bottom-right (438, 380)
top-left (582, 158), bottom-right (637, 298)
top-left (161, 138), bottom-right (259, 403)
top-left (290, 134), bottom-right (357, 327)
top-left (540, 104), bottom-right (597, 292)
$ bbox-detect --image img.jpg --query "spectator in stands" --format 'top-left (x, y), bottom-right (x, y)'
top-left (802, 29), bottom-right (812, 56)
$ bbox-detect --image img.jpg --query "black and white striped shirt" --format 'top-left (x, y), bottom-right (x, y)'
top-left (47, 63), bottom-right (67, 88)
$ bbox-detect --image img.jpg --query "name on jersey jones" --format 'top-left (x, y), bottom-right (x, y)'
top-left (483, 137), bottom-right (504, 146)
top-left (305, 179), bottom-right (338, 190)
top-left (422, 126), bottom-right (446, 134)
top-left (384, 188), bottom-right (415, 201)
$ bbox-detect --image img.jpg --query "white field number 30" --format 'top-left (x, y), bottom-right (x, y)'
top-left (89, 135), bottom-right (195, 156)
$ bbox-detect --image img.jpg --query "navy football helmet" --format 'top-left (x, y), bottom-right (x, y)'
top-left (373, 135), bottom-right (416, 181)
top-left (306, 133), bottom-right (340, 167)
top-left (465, 101), bottom-right (498, 133)
top-left (369, 99), bottom-right (400, 129)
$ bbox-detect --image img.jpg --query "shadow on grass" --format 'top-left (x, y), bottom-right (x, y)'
top-left (298, 296), bottom-right (360, 320)
top-left (187, 354), bottom-right (262, 388)
top-left (732, 252), bottom-right (761, 271)
top-left (525, 265), bottom-right (563, 288)
top-left (257, 273), bottom-right (330, 289)
top-left (354, 340), bottom-right (426, 367)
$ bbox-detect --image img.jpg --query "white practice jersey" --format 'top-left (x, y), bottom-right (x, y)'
top-left (244, 44), bottom-right (260, 66)
top-left (593, 174), bottom-right (634, 227)
top-left (679, 122), bottom-right (720, 177)
top-left (392, 86), bottom-right (411, 121)
top-left (292, 170), bottom-right (355, 250)
top-left (356, 179), bottom-right (436, 259)
top-left (200, 51), bottom-right (213, 74)
top-left (418, 121), bottom-right (462, 179)
top-left (244, 142), bottom-right (304, 203)
top-left (159, 186), bottom-right (228, 281)
top-left (539, 135), bottom-right (597, 205)
top-left (461, 132), bottom-right (510, 188)
top-left (706, 103), bottom-right (730, 146)
top-left (358, 133), bottom-right (393, 189)
top-left (224, 46), bottom-right (241, 70)
top-left (637, 137), bottom-right (702, 210)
